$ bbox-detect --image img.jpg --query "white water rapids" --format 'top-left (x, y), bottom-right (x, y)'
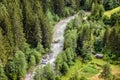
top-left (25, 16), bottom-right (75, 80)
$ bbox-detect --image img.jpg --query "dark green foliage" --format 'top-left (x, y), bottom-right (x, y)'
top-left (103, 27), bottom-right (110, 46)
top-left (22, 0), bottom-right (52, 48)
top-left (14, 50), bottom-right (27, 80)
top-left (5, 51), bottom-right (27, 80)
top-left (82, 41), bottom-right (92, 62)
top-left (100, 64), bottom-right (112, 80)
top-left (90, 2), bottom-right (105, 20)
top-left (84, 0), bottom-right (93, 11)
top-left (34, 64), bottom-right (55, 80)
top-left (110, 11), bottom-right (120, 26)
top-left (28, 55), bottom-right (36, 71)
top-left (0, 61), bottom-right (8, 80)
top-left (61, 62), bottom-right (69, 74)
top-left (103, 0), bottom-right (120, 10)
top-left (80, 76), bottom-right (88, 80)
top-left (55, 48), bottom-right (76, 74)
top-left (30, 49), bottom-right (41, 64)
top-left (103, 0), bottom-right (113, 10)
top-left (0, 0), bottom-right (119, 79)
top-left (5, 60), bottom-right (17, 80)
top-left (103, 10), bottom-right (120, 26)
top-left (42, 0), bottom-right (53, 13)
top-left (94, 38), bottom-right (104, 52)
top-left (98, 4), bottom-right (105, 18)
top-left (107, 24), bottom-right (120, 61)
top-left (0, 2), bottom-right (14, 61)
top-left (11, 1), bottom-right (26, 51)
top-left (64, 29), bottom-right (78, 51)
top-left (53, 0), bottom-right (65, 16)
top-left (103, 15), bottom-right (111, 25)
top-left (36, 43), bottom-right (45, 54)
top-left (69, 72), bottom-right (79, 80)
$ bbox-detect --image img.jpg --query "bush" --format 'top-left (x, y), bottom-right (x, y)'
top-left (0, 61), bottom-right (8, 80)
top-left (14, 50), bottom-right (27, 79)
top-left (36, 43), bottom-right (45, 54)
top-left (100, 63), bottom-right (112, 80)
top-left (61, 62), bottom-right (69, 75)
top-left (30, 49), bottom-right (41, 64)
top-left (80, 76), bottom-right (88, 80)
top-left (83, 54), bottom-right (92, 63)
top-left (55, 48), bottom-right (76, 74)
top-left (103, 15), bottom-right (111, 25)
top-left (82, 66), bottom-right (99, 74)
top-left (34, 64), bottom-right (55, 80)
top-left (5, 60), bottom-right (16, 80)
top-left (63, 7), bottom-right (75, 17)
top-left (54, 14), bottom-right (60, 22)
top-left (28, 54), bottom-right (36, 71)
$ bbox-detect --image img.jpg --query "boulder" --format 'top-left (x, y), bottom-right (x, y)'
top-left (95, 54), bottom-right (104, 59)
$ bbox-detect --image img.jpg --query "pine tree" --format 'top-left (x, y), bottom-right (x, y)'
top-left (61, 62), bottom-right (69, 74)
top-left (91, 2), bottom-right (96, 15)
top-left (22, 0), bottom-right (36, 47)
top-left (53, 0), bottom-right (65, 16)
top-left (5, 60), bottom-right (17, 80)
top-left (0, 29), bottom-right (7, 66)
top-left (69, 71), bottom-right (79, 80)
top-left (14, 50), bottom-right (27, 79)
top-left (43, 64), bottom-right (55, 80)
top-left (35, 0), bottom-right (52, 48)
top-left (28, 55), bottom-right (36, 70)
top-left (0, 60), bottom-right (8, 80)
top-left (103, 28), bottom-right (110, 46)
top-left (30, 49), bottom-right (41, 64)
top-left (0, 3), bottom-right (14, 57)
top-left (98, 4), bottom-right (105, 18)
top-left (11, 1), bottom-right (26, 51)
top-left (100, 64), bottom-right (112, 80)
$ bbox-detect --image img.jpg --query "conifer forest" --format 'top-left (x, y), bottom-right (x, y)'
top-left (0, 0), bottom-right (120, 80)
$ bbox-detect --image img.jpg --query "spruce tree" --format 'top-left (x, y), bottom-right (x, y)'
top-left (100, 64), bottom-right (112, 80)
top-left (0, 61), bottom-right (8, 80)
top-left (12, 1), bottom-right (26, 51)
top-left (14, 50), bottom-right (27, 79)
top-left (53, 0), bottom-right (65, 16)
top-left (61, 62), bottom-right (69, 74)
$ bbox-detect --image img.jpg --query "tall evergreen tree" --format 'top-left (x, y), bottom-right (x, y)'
top-left (53, 0), bottom-right (65, 16)
top-left (12, 1), bottom-right (26, 51)
top-left (0, 60), bottom-right (8, 80)
top-left (14, 50), bottom-right (27, 80)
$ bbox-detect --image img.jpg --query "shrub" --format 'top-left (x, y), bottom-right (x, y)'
top-left (82, 66), bottom-right (99, 74)
top-left (99, 63), bottom-right (112, 80)
top-left (80, 76), bottom-right (88, 80)
top-left (28, 54), bottom-right (36, 71)
top-left (0, 61), bottom-right (8, 80)
top-left (30, 49), bottom-right (41, 64)
top-left (34, 64), bottom-right (55, 80)
top-left (14, 50), bottom-right (27, 79)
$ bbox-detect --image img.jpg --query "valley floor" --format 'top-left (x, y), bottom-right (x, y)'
top-left (61, 56), bottom-right (120, 80)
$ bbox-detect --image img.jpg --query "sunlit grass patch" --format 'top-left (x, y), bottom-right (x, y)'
top-left (61, 58), bottom-right (100, 80)
top-left (104, 6), bottom-right (120, 18)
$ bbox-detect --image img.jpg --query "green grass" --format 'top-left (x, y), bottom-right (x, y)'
top-left (61, 55), bottom-right (120, 80)
top-left (91, 56), bottom-right (106, 66)
top-left (82, 66), bottom-right (99, 74)
top-left (104, 6), bottom-right (120, 18)
top-left (61, 58), bottom-right (100, 80)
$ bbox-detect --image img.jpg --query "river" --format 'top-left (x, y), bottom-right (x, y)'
top-left (25, 16), bottom-right (75, 80)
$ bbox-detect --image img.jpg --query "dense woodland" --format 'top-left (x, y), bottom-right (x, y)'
top-left (0, 0), bottom-right (120, 80)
